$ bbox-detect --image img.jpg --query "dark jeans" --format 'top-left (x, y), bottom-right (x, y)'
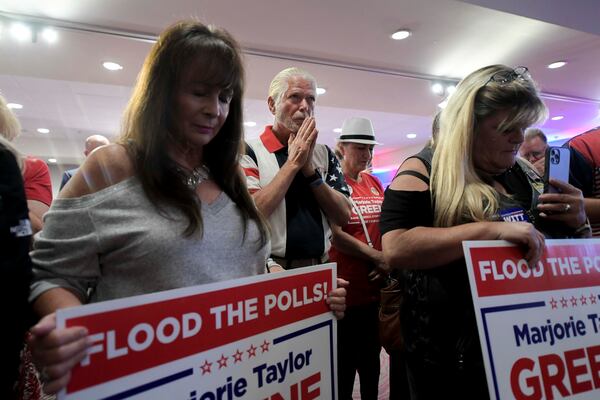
top-left (388, 350), bottom-right (410, 400)
top-left (404, 351), bottom-right (490, 400)
top-left (337, 302), bottom-right (381, 400)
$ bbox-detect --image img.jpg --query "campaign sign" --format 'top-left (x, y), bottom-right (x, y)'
top-left (56, 264), bottom-right (337, 400)
top-left (463, 239), bottom-right (600, 400)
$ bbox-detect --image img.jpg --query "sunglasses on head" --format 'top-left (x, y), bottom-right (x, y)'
top-left (485, 66), bottom-right (530, 86)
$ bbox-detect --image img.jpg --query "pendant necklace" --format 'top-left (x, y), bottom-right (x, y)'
top-left (175, 164), bottom-right (211, 190)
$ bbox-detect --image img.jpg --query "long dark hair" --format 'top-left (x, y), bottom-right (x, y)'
top-left (120, 20), bottom-right (268, 245)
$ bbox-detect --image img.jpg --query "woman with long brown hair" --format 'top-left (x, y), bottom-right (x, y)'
top-left (27, 20), bottom-right (346, 394)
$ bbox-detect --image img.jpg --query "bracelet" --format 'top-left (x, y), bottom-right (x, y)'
top-left (305, 169), bottom-right (323, 187)
top-left (573, 218), bottom-right (592, 237)
top-left (266, 257), bottom-right (277, 273)
top-left (309, 177), bottom-right (324, 187)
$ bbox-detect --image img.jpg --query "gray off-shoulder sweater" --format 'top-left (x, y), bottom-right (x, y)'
top-left (30, 177), bottom-right (269, 303)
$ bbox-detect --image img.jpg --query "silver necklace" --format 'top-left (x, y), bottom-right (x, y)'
top-left (176, 164), bottom-right (210, 190)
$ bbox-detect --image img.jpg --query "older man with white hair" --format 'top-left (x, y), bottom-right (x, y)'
top-left (242, 67), bottom-right (351, 269)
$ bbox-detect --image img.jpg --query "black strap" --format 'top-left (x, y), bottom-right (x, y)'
top-left (394, 170), bottom-right (430, 185)
top-left (339, 134), bottom-right (376, 141)
top-left (244, 142), bottom-right (258, 164)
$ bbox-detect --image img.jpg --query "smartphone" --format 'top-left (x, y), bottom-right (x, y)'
top-left (543, 146), bottom-right (570, 193)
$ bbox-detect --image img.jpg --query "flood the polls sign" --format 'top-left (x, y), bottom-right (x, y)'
top-left (56, 264), bottom-right (338, 400)
top-left (463, 239), bottom-right (600, 400)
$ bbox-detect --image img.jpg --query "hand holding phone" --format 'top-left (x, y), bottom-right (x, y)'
top-left (543, 147), bottom-right (570, 193)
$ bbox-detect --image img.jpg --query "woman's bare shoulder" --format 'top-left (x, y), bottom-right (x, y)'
top-left (389, 157), bottom-right (430, 191)
top-left (59, 144), bottom-right (136, 198)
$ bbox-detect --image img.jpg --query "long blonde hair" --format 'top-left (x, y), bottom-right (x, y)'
top-left (431, 65), bottom-right (547, 227)
top-left (0, 95), bottom-right (23, 170)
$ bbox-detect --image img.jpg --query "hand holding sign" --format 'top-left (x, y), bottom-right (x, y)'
top-left (28, 313), bottom-right (90, 394)
top-left (464, 239), bottom-right (600, 400)
top-left (326, 278), bottom-right (348, 319)
top-left (492, 221), bottom-right (546, 267)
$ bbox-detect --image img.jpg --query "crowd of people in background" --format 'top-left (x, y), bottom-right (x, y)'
top-left (2, 18), bottom-right (600, 400)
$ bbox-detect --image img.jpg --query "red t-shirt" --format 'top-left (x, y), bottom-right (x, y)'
top-left (568, 127), bottom-right (600, 168)
top-left (329, 172), bottom-right (384, 306)
top-left (23, 157), bottom-right (53, 206)
top-left (567, 127), bottom-right (600, 236)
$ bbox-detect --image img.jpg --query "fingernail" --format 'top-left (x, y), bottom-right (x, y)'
top-left (539, 212), bottom-right (547, 218)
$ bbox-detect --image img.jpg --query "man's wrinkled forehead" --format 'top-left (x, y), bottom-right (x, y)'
top-left (285, 76), bottom-right (316, 95)
top-left (526, 137), bottom-right (547, 150)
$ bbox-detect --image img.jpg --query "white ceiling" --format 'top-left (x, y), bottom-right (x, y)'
top-left (1, 0), bottom-right (599, 172)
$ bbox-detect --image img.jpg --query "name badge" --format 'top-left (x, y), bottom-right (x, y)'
top-left (499, 207), bottom-right (530, 222)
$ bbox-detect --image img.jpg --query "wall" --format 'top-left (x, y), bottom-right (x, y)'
top-left (372, 142), bottom-right (428, 187)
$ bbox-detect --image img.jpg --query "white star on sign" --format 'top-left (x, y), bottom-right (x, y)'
top-left (336, 165), bottom-right (343, 173)
top-left (329, 174), bottom-right (338, 181)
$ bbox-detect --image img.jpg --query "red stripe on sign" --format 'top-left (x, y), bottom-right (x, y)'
top-left (468, 242), bottom-right (600, 297)
top-left (65, 269), bottom-right (332, 393)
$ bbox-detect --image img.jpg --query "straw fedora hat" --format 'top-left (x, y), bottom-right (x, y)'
top-left (337, 117), bottom-right (382, 145)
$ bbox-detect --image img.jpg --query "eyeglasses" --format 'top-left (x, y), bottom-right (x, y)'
top-left (485, 66), bottom-right (530, 86)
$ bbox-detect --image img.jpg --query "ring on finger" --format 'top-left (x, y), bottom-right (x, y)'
top-left (564, 203), bottom-right (571, 213)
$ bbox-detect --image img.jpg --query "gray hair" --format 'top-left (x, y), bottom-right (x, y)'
top-left (524, 128), bottom-right (547, 143)
top-left (268, 67), bottom-right (317, 106)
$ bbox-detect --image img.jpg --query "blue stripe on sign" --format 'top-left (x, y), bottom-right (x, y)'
top-left (100, 368), bottom-right (193, 400)
top-left (273, 320), bottom-right (331, 344)
top-left (481, 301), bottom-right (545, 400)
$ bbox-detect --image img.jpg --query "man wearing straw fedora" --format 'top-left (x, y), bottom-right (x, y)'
top-left (330, 117), bottom-right (387, 399)
top-left (242, 67), bottom-right (351, 269)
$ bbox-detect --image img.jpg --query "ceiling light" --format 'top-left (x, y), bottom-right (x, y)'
top-left (446, 85), bottom-right (456, 95)
top-left (431, 83), bottom-right (444, 95)
top-left (103, 61), bottom-right (123, 71)
top-left (7, 103), bottom-right (23, 109)
top-left (391, 29), bottom-right (411, 40)
top-left (333, 128), bottom-right (342, 133)
top-left (316, 87), bottom-right (326, 95)
top-left (48, 158), bottom-right (57, 163)
top-left (10, 22), bottom-right (32, 41)
top-left (41, 27), bottom-right (58, 43)
top-left (551, 115), bottom-right (564, 121)
top-left (438, 99), bottom-right (448, 109)
top-left (243, 121), bottom-right (256, 127)
top-left (406, 133), bottom-right (417, 139)
top-left (37, 128), bottom-right (50, 133)
top-left (547, 61), bottom-right (567, 69)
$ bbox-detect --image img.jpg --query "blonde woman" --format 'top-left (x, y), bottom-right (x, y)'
top-left (0, 136), bottom-right (35, 399)
top-left (0, 95), bottom-right (52, 233)
top-left (380, 65), bottom-right (589, 399)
